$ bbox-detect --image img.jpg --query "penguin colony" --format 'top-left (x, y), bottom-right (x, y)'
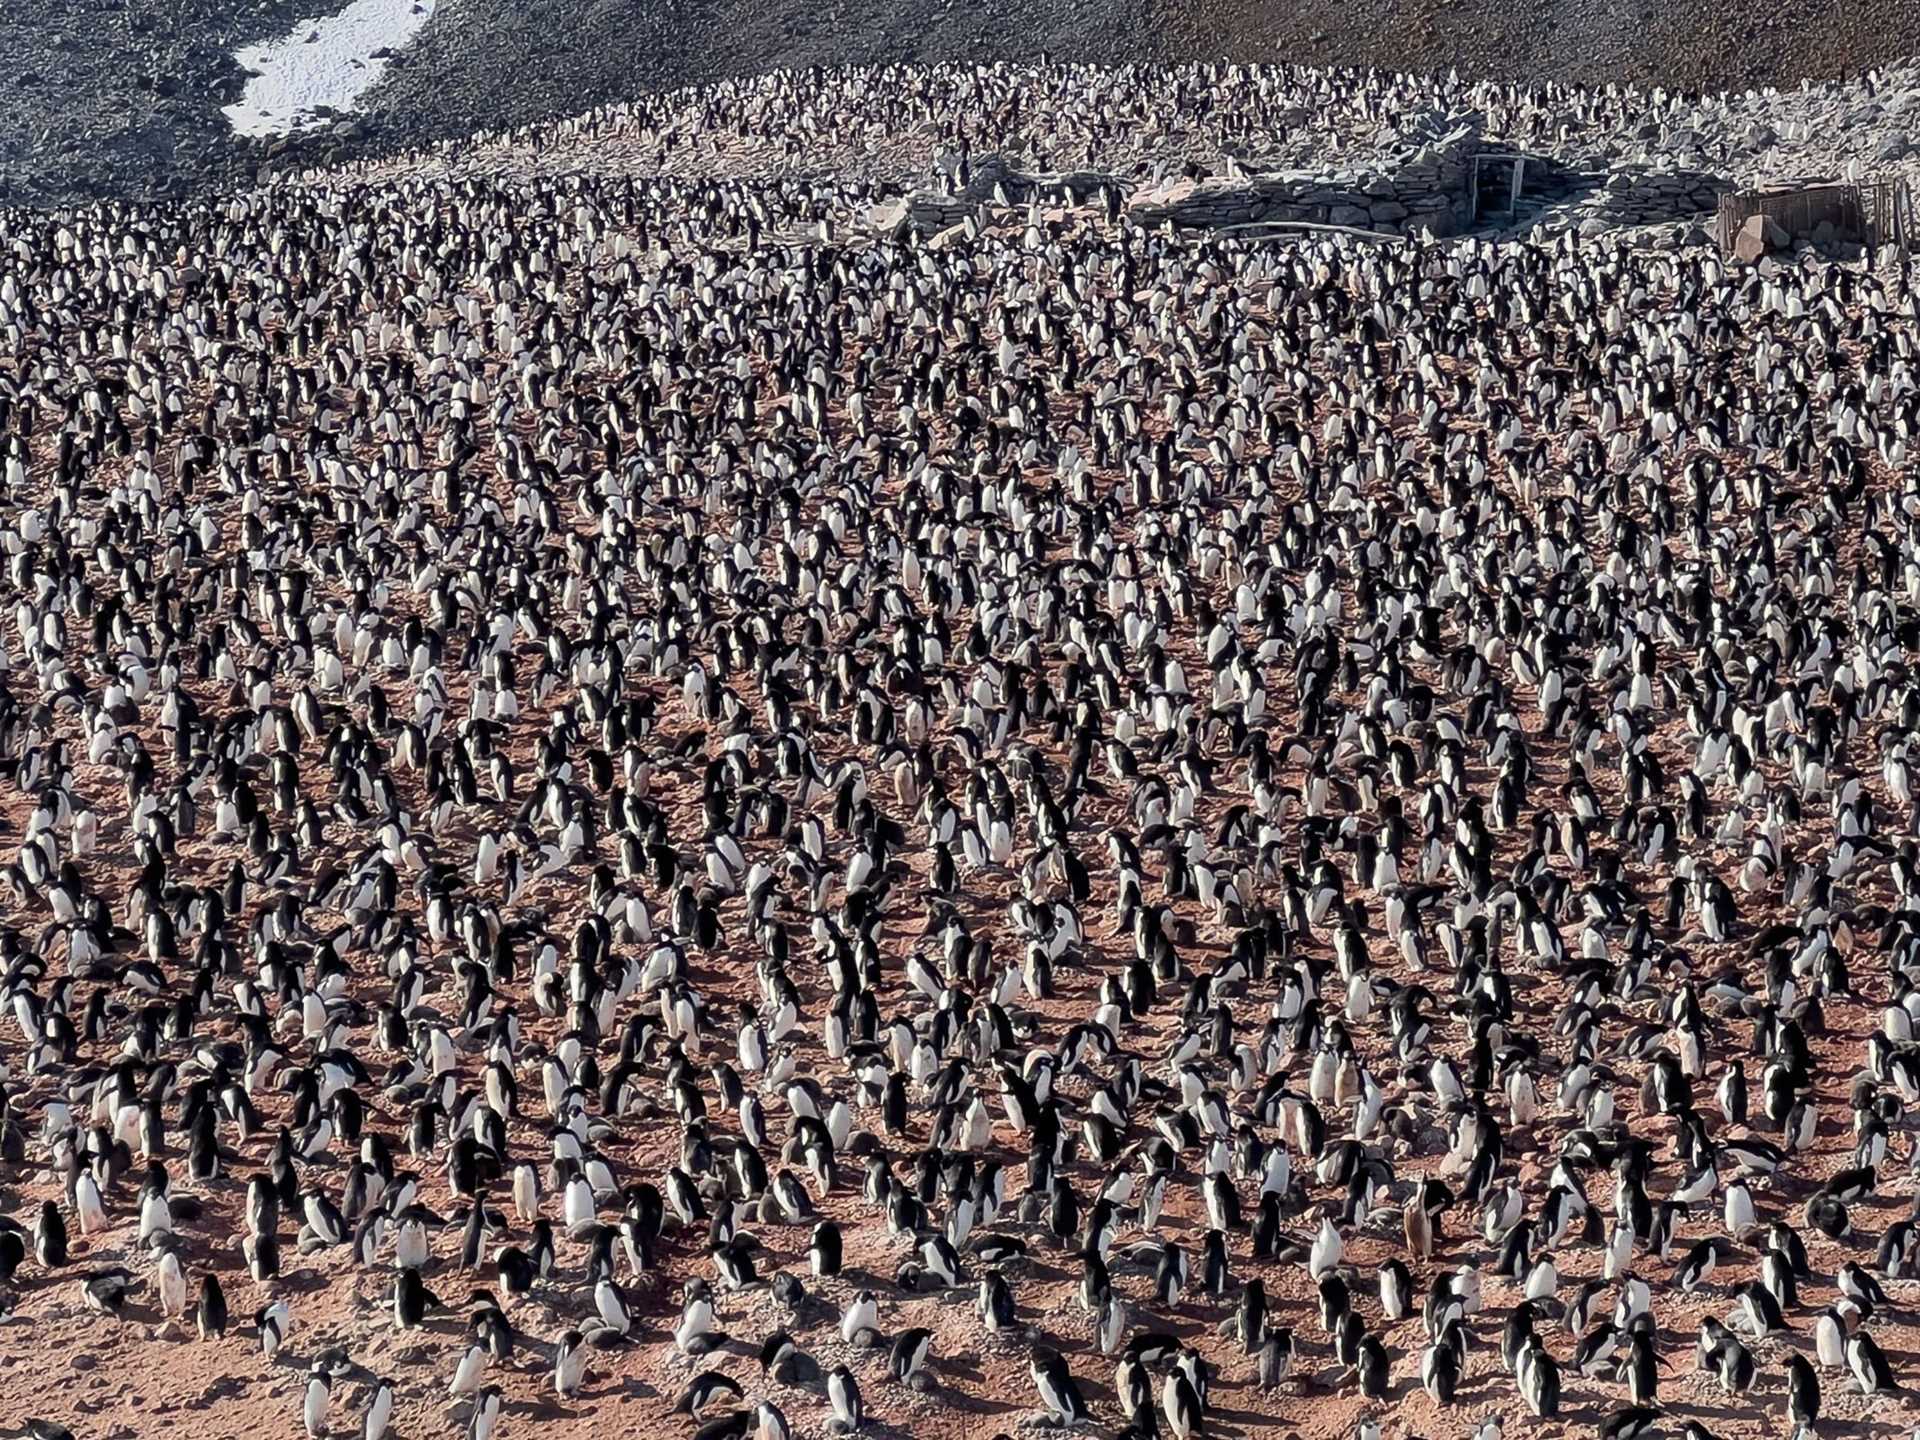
top-left (340, 59), bottom-right (1920, 213)
top-left (3, 56), bottom-right (1920, 1440)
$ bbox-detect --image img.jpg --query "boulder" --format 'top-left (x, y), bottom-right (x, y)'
top-left (866, 200), bottom-right (911, 240)
top-left (1126, 177), bottom-right (1198, 214)
top-left (1732, 212), bottom-right (1790, 262)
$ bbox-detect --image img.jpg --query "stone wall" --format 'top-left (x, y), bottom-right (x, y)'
top-left (876, 123), bottom-right (1484, 239)
top-left (1122, 129), bottom-right (1474, 235)
top-left (869, 127), bottom-right (1736, 246)
top-left (1556, 166), bottom-right (1731, 238)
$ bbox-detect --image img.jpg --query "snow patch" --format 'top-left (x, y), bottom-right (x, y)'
top-left (222, 0), bottom-right (437, 138)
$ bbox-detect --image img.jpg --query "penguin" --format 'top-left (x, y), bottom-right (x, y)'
top-left (1848, 1330), bottom-right (1898, 1395)
top-left (1163, 1365), bottom-right (1204, 1440)
top-left (840, 1289), bottom-right (880, 1347)
top-left (35, 1203), bottom-right (66, 1269)
top-left (1813, 1306), bottom-right (1850, 1370)
top-left (258, 1299), bottom-right (292, 1360)
top-left (1786, 1352), bottom-right (1820, 1434)
top-left (303, 1367), bottom-right (331, 1439)
top-left (1674, 1237), bottom-right (1718, 1294)
top-left (1258, 1326), bottom-right (1295, 1389)
top-left (1357, 1335), bottom-right (1390, 1399)
top-left (826, 1364), bottom-right (865, 1434)
top-left (1031, 1346), bottom-right (1087, 1425)
top-left (555, 1330), bottom-right (589, 1399)
top-left (82, 1268), bottom-right (135, 1317)
top-left (676, 1371), bottom-right (747, 1416)
top-left (449, 1341), bottom-right (489, 1398)
top-left (1601, 1410), bottom-right (1661, 1440)
top-left (196, 1272), bottom-right (229, 1339)
top-left (889, 1328), bottom-right (934, 1390)
top-left (393, 1266), bottom-right (440, 1329)
top-left (468, 1386), bottom-right (502, 1440)
top-left (1379, 1257), bottom-right (1412, 1321)
top-left (1422, 1339), bottom-right (1461, 1406)
top-left (1738, 1280), bottom-right (1791, 1337)
top-left (362, 1377), bottom-right (394, 1440)
top-left (810, 1220), bottom-right (843, 1278)
top-left (1520, 1340), bottom-right (1560, 1418)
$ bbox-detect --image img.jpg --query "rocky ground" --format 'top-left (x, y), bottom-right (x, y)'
top-left (1161, 0), bottom-right (1920, 96)
top-left (0, 0), bottom-right (312, 206)
top-left (4, 0), bottom-right (1920, 209)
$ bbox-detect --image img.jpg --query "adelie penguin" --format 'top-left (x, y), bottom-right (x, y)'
top-left (258, 1299), bottom-right (291, 1361)
top-left (195, 1272), bottom-right (228, 1339)
top-left (468, 1385), bottom-right (502, 1440)
top-left (1356, 1335), bottom-right (1391, 1399)
top-left (1257, 1327), bottom-right (1295, 1390)
top-left (1601, 1409), bottom-right (1661, 1440)
top-left (889, 1327), bottom-right (935, 1390)
top-left (34, 1204), bottom-right (65, 1269)
top-left (1848, 1331), bottom-right (1898, 1395)
top-left (393, 1266), bottom-right (440, 1329)
top-left (80, 1268), bottom-right (134, 1317)
top-left (675, 1370), bottom-right (746, 1416)
top-left (362, 1378), bottom-right (395, 1440)
top-left (1162, 1365), bottom-right (1205, 1440)
top-left (302, 1367), bottom-right (331, 1440)
top-left (1031, 1346), bottom-right (1087, 1426)
top-left (810, 1220), bottom-right (842, 1278)
top-left (1786, 1352), bottom-right (1820, 1437)
top-left (826, 1364), bottom-right (866, 1434)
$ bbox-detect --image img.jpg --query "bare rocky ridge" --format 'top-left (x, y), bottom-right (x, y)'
top-left (0, 0), bottom-right (310, 207)
top-left (1162, 0), bottom-right (1920, 95)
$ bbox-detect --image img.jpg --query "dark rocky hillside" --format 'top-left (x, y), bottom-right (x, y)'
top-left (1163, 0), bottom-right (1920, 94)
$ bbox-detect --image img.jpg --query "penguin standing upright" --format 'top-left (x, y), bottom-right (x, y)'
top-left (889, 1327), bottom-right (934, 1390)
top-left (555, 1330), bottom-right (588, 1398)
top-left (303, 1367), bottom-right (331, 1439)
top-left (1031, 1347), bottom-right (1087, 1425)
top-left (826, 1364), bottom-right (865, 1433)
top-left (1786, 1352), bottom-right (1820, 1434)
top-left (362, 1377), bottom-right (394, 1440)
top-left (1163, 1365), bottom-right (1204, 1439)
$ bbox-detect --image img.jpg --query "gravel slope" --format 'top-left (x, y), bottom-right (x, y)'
top-left (0, 0), bottom-right (312, 205)
top-left (1159, 0), bottom-right (1920, 93)
top-left (2, 0), bottom-right (1918, 208)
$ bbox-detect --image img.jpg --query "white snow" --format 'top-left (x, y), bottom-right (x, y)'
top-left (221, 0), bottom-right (438, 138)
